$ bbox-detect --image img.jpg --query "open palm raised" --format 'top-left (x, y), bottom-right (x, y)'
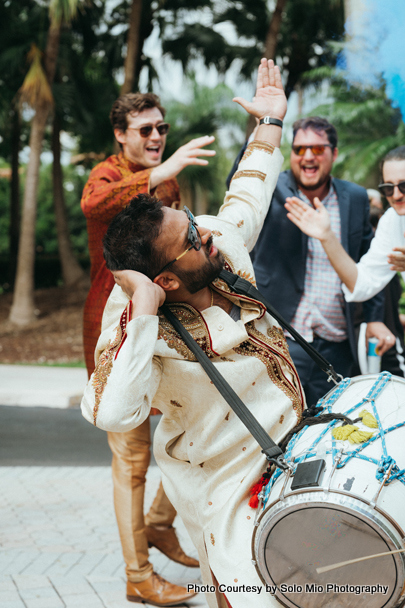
top-left (285, 196), bottom-right (332, 241)
top-left (233, 59), bottom-right (287, 121)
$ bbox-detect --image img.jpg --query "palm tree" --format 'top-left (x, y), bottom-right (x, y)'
top-left (120, 0), bottom-right (143, 95)
top-left (52, 114), bottom-right (87, 286)
top-left (0, 0), bottom-right (42, 286)
top-left (9, 0), bottom-right (80, 326)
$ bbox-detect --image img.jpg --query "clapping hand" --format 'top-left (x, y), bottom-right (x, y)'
top-left (285, 196), bottom-right (332, 241)
top-left (388, 239), bottom-right (405, 272)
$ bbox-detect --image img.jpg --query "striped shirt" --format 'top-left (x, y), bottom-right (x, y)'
top-left (290, 182), bottom-right (348, 343)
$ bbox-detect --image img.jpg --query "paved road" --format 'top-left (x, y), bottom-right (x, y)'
top-left (0, 408), bottom-right (204, 607)
top-left (0, 406), bottom-right (159, 466)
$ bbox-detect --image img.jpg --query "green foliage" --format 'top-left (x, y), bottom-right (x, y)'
top-left (0, 162), bottom-right (89, 259)
top-left (161, 0), bottom-right (345, 98)
top-left (163, 78), bottom-right (246, 213)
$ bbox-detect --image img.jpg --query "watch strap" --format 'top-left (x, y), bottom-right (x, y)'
top-left (259, 116), bottom-right (283, 128)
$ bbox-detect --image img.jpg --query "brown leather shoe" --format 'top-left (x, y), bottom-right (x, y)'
top-left (126, 572), bottom-right (197, 606)
top-left (145, 525), bottom-right (199, 568)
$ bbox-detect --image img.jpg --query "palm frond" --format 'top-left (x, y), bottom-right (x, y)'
top-left (49, 0), bottom-right (81, 28)
top-left (19, 44), bottom-right (53, 108)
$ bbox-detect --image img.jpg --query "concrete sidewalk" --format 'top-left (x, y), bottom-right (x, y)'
top-left (0, 365), bottom-right (88, 409)
top-left (0, 366), bottom-right (208, 606)
top-left (0, 465), bottom-right (208, 608)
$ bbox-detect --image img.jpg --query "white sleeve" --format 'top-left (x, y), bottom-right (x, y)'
top-left (81, 314), bottom-right (162, 432)
top-left (215, 142), bottom-right (284, 252)
top-left (342, 210), bottom-right (396, 302)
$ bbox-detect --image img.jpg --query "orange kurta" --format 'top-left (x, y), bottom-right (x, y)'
top-left (81, 152), bottom-right (180, 377)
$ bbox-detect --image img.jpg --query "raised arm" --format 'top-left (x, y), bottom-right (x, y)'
top-left (216, 59), bottom-right (287, 250)
top-left (233, 58), bottom-right (287, 149)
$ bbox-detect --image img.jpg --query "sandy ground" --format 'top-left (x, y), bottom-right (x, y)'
top-left (0, 285), bottom-right (87, 365)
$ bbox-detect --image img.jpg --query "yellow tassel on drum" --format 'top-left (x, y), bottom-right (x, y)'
top-left (358, 409), bottom-right (378, 428)
top-left (332, 425), bottom-right (358, 441)
top-left (332, 425), bottom-right (374, 444)
top-left (347, 429), bottom-right (374, 444)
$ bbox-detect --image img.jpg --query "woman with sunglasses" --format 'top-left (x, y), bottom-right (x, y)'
top-left (284, 146), bottom-right (405, 314)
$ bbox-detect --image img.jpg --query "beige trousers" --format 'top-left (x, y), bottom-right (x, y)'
top-left (107, 418), bottom-right (177, 582)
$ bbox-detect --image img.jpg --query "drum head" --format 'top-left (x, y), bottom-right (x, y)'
top-left (255, 497), bottom-right (404, 608)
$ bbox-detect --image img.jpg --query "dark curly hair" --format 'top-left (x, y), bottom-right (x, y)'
top-left (103, 194), bottom-right (167, 280)
top-left (292, 116), bottom-right (338, 149)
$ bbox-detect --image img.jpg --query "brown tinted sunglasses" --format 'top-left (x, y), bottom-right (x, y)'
top-left (292, 144), bottom-right (333, 156)
top-left (128, 123), bottom-right (170, 138)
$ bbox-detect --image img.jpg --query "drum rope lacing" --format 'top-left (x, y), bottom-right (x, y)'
top-left (262, 372), bottom-right (405, 508)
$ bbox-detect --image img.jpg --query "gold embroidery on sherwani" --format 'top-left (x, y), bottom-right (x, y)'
top-left (92, 303), bottom-right (131, 425)
top-left (210, 533), bottom-right (215, 546)
top-left (211, 230), bottom-right (222, 237)
top-left (234, 321), bottom-right (303, 419)
top-left (158, 304), bottom-right (216, 359)
top-left (170, 400), bottom-right (183, 408)
top-left (242, 141), bottom-right (275, 159)
top-left (237, 219), bottom-right (244, 227)
top-left (231, 169), bottom-right (266, 182)
top-left (236, 269), bottom-right (256, 286)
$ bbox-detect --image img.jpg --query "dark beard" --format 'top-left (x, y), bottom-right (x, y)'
top-left (173, 237), bottom-right (224, 294)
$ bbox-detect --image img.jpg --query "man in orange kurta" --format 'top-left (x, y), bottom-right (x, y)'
top-left (81, 154), bottom-right (179, 374)
top-left (81, 92), bottom-right (216, 606)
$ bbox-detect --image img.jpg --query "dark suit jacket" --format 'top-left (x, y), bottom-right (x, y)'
top-left (250, 170), bottom-right (385, 362)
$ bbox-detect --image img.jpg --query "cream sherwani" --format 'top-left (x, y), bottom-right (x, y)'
top-left (81, 141), bottom-right (304, 608)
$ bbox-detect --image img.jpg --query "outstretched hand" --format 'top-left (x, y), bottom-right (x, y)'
top-left (233, 58), bottom-right (287, 121)
top-left (285, 196), bottom-right (332, 241)
top-left (150, 135), bottom-right (216, 188)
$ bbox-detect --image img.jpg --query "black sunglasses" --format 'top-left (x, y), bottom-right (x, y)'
top-left (128, 122), bottom-right (170, 138)
top-left (292, 144), bottom-right (333, 156)
top-left (378, 181), bottom-right (405, 197)
top-left (156, 206), bottom-right (202, 276)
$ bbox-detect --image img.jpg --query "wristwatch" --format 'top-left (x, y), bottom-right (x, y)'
top-left (259, 116), bottom-right (283, 128)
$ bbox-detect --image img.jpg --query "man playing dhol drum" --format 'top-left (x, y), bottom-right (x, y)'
top-left (81, 58), bottom-right (305, 608)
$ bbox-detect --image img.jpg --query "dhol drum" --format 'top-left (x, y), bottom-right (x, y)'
top-left (252, 372), bottom-right (405, 608)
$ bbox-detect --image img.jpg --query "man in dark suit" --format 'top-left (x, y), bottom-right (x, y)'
top-left (230, 116), bottom-right (392, 404)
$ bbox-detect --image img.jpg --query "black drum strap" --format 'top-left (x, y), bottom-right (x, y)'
top-left (161, 304), bottom-right (288, 470)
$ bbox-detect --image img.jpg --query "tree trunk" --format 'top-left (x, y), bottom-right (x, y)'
top-left (264, 0), bottom-right (287, 60)
top-left (8, 103), bottom-right (21, 287)
top-left (246, 0), bottom-right (288, 138)
top-left (9, 104), bottom-right (50, 325)
top-left (9, 25), bottom-right (61, 326)
top-left (52, 115), bottom-right (86, 286)
top-left (120, 0), bottom-right (143, 95)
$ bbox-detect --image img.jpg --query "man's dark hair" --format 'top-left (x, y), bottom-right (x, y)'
top-left (103, 194), bottom-right (167, 279)
top-left (109, 93), bottom-right (166, 133)
top-left (381, 145), bottom-right (405, 175)
top-left (292, 117), bottom-right (338, 149)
